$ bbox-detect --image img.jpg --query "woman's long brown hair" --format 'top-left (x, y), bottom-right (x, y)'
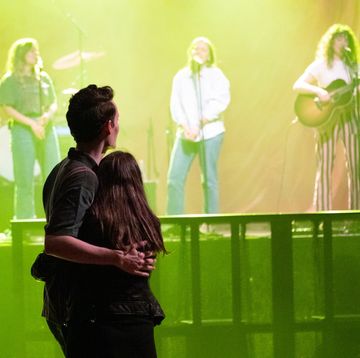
top-left (91, 151), bottom-right (166, 253)
top-left (315, 24), bottom-right (360, 67)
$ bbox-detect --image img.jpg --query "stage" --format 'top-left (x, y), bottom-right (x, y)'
top-left (1, 212), bottom-right (360, 358)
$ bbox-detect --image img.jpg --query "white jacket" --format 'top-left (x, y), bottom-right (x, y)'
top-left (170, 66), bottom-right (230, 141)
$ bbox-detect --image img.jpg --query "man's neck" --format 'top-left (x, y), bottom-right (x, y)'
top-left (76, 142), bottom-right (108, 164)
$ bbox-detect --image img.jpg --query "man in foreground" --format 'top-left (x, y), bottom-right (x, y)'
top-left (32, 85), bottom-right (155, 354)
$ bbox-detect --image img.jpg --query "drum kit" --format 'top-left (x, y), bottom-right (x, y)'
top-left (0, 50), bottom-right (105, 182)
top-left (56, 49), bottom-right (105, 96)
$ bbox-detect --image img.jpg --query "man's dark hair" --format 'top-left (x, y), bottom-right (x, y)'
top-left (66, 84), bottom-right (116, 143)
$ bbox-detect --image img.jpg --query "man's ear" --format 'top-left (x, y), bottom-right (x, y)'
top-left (104, 120), bottom-right (113, 134)
top-left (109, 119), bottom-right (116, 130)
top-left (99, 121), bottom-right (111, 138)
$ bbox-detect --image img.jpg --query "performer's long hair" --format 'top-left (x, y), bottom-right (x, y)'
top-left (187, 36), bottom-right (217, 74)
top-left (5, 38), bottom-right (42, 78)
top-left (90, 151), bottom-right (167, 254)
top-left (316, 24), bottom-right (360, 66)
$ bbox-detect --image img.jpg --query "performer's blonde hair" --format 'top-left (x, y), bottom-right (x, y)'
top-left (187, 36), bottom-right (217, 73)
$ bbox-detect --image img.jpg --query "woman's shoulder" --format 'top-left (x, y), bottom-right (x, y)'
top-left (207, 65), bottom-right (222, 72)
top-left (175, 66), bottom-right (190, 77)
top-left (204, 65), bottom-right (229, 82)
top-left (0, 72), bottom-right (19, 94)
top-left (0, 72), bottom-right (16, 84)
top-left (306, 59), bottom-right (326, 71)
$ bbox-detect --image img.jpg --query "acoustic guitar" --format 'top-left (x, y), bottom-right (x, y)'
top-left (294, 79), bottom-right (355, 128)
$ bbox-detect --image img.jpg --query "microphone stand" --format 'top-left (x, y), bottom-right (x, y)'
top-left (353, 59), bottom-right (360, 123)
top-left (166, 112), bottom-right (174, 164)
top-left (36, 62), bottom-right (44, 117)
top-left (51, 1), bottom-right (87, 87)
top-left (145, 117), bottom-right (159, 213)
top-left (66, 14), bottom-right (87, 88)
top-left (195, 64), bottom-right (209, 214)
top-left (344, 50), bottom-right (360, 123)
top-left (147, 117), bottom-right (159, 180)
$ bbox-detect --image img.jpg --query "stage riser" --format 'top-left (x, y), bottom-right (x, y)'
top-left (1, 234), bottom-right (360, 357)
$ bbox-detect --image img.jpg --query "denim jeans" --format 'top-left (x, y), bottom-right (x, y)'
top-left (11, 123), bottom-right (60, 219)
top-left (167, 133), bottom-right (224, 215)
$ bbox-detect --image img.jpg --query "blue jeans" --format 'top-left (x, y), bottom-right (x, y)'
top-left (167, 133), bottom-right (224, 215)
top-left (11, 123), bottom-right (60, 219)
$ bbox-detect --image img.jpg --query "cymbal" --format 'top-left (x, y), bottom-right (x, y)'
top-left (62, 87), bottom-right (78, 95)
top-left (53, 50), bottom-right (105, 70)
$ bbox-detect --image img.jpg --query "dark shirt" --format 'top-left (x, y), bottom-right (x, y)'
top-left (41, 148), bottom-right (98, 324)
top-left (71, 214), bottom-right (165, 326)
top-left (44, 148), bottom-right (98, 237)
top-left (0, 71), bottom-right (56, 117)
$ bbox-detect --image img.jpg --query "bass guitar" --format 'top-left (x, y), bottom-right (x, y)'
top-left (294, 79), bottom-right (355, 128)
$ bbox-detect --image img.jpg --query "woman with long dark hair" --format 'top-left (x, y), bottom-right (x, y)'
top-left (293, 24), bottom-right (360, 211)
top-left (66, 150), bottom-right (166, 358)
top-left (0, 38), bottom-right (60, 218)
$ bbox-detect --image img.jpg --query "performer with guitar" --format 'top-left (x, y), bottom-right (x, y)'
top-left (293, 24), bottom-right (360, 211)
top-left (0, 38), bottom-right (60, 219)
top-left (166, 36), bottom-right (230, 215)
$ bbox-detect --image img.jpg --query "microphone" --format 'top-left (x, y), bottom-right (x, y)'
top-left (35, 56), bottom-right (43, 79)
top-left (193, 55), bottom-right (204, 65)
top-left (343, 46), bottom-right (355, 65)
top-left (37, 56), bottom-right (44, 70)
top-left (191, 49), bottom-right (204, 65)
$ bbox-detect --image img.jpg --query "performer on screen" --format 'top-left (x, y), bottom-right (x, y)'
top-left (0, 38), bottom-right (60, 219)
top-left (167, 36), bottom-right (230, 215)
top-left (293, 24), bottom-right (360, 211)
